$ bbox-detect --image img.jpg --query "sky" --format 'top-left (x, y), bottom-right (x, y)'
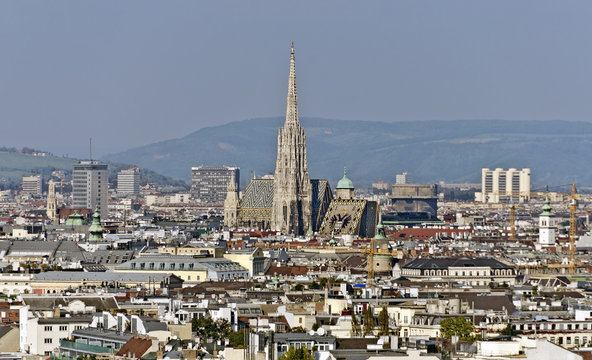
top-left (1, 1), bottom-right (592, 158)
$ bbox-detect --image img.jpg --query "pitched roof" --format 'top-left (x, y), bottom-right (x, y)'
top-left (116, 336), bottom-right (154, 358)
top-left (403, 257), bottom-right (514, 270)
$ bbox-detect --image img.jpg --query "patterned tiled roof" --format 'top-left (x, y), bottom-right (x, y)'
top-left (240, 179), bottom-right (274, 208)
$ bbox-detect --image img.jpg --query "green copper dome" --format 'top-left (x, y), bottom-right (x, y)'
top-left (88, 207), bottom-right (104, 241)
top-left (336, 167), bottom-right (354, 190)
top-left (374, 213), bottom-right (387, 240)
top-left (65, 211), bottom-right (85, 226)
top-left (540, 196), bottom-right (554, 217)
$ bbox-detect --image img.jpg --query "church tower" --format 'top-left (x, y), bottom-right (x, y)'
top-left (271, 43), bottom-right (312, 235)
top-left (46, 180), bottom-right (58, 224)
top-left (538, 196), bottom-right (556, 246)
top-left (224, 172), bottom-right (240, 228)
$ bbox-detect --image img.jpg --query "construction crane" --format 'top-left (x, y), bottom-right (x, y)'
top-left (569, 184), bottom-right (577, 275)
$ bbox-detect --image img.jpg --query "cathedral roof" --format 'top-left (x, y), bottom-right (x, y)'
top-left (239, 179), bottom-right (274, 208)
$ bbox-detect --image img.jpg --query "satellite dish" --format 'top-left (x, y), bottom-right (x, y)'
top-left (317, 328), bottom-right (325, 336)
top-left (309, 330), bottom-right (316, 336)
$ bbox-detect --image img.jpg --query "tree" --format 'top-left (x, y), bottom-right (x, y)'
top-left (439, 317), bottom-right (475, 340)
top-left (293, 284), bottom-right (304, 291)
top-left (363, 308), bottom-right (374, 336)
top-left (228, 329), bottom-right (246, 348)
top-left (309, 281), bottom-right (322, 290)
top-left (279, 346), bottom-right (314, 360)
top-left (378, 306), bottom-right (390, 336)
top-left (351, 313), bottom-right (361, 337)
top-left (290, 326), bottom-right (306, 333)
top-left (500, 323), bottom-right (518, 337)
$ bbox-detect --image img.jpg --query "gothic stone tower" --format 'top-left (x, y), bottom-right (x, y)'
top-left (271, 43), bottom-right (312, 235)
top-left (224, 172), bottom-right (240, 228)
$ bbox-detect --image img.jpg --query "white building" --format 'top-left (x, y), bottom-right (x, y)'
top-left (72, 161), bottom-right (108, 218)
top-left (117, 167), bottom-right (140, 195)
top-left (22, 175), bottom-right (41, 195)
top-left (538, 197), bottom-right (556, 247)
top-left (475, 168), bottom-right (531, 203)
top-left (396, 172), bottom-right (413, 185)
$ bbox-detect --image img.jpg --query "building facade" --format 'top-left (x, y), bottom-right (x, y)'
top-left (22, 175), bottom-right (41, 195)
top-left (475, 168), bottom-right (531, 203)
top-left (72, 161), bottom-right (109, 218)
top-left (117, 167), bottom-right (140, 195)
top-left (191, 166), bottom-right (239, 205)
top-left (395, 172), bottom-right (413, 185)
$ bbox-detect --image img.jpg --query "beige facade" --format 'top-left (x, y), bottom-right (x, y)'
top-left (475, 167), bottom-right (531, 203)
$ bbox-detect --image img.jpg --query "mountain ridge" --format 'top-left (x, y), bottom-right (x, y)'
top-left (103, 118), bottom-right (592, 188)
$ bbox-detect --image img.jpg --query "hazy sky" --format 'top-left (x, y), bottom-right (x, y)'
top-left (1, 1), bottom-right (592, 157)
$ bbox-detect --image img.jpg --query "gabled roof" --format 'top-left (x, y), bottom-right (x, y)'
top-left (116, 336), bottom-right (154, 358)
top-left (403, 257), bottom-right (514, 270)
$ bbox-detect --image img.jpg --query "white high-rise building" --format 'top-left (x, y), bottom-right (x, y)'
top-left (395, 172), bottom-right (413, 185)
top-left (72, 161), bottom-right (108, 218)
top-left (22, 175), bottom-right (41, 195)
top-left (475, 168), bottom-right (531, 203)
top-left (117, 168), bottom-right (140, 195)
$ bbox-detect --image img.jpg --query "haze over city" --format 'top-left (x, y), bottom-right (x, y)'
top-left (2, 1), bottom-right (592, 157)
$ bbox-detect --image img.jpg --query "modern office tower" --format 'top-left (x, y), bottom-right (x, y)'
top-left (22, 175), bottom-right (42, 195)
top-left (191, 166), bottom-right (239, 205)
top-left (117, 167), bottom-right (140, 195)
top-left (475, 168), bottom-right (531, 203)
top-left (72, 161), bottom-right (109, 218)
top-left (395, 172), bottom-right (413, 185)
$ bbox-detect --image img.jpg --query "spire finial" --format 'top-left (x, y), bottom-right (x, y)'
top-left (344, 166), bottom-right (347, 177)
top-left (291, 41), bottom-right (294, 54)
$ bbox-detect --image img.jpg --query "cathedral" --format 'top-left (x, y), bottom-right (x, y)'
top-left (224, 44), bottom-right (376, 237)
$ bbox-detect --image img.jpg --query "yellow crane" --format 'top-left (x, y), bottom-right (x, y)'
top-left (569, 184), bottom-right (577, 275)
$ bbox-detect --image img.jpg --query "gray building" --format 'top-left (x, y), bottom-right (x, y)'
top-left (116, 167), bottom-right (140, 195)
top-left (72, 161), bottom-right (108, 218)
top-left (190, 166), bottom-right (239, 205)
top-left (22, 174), bottom-right (42, 195)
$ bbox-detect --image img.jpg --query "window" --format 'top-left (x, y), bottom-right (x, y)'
top-left (44, 338), bottom-right (53, 344)
top-left (44, 326), bottom-right (53, 332)
top-left (59, 325), bottom-right (67, 331)
top-left (159, 263), bottom-right (165, 270)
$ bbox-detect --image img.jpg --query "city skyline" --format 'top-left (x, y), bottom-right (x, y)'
top-left (2, 1), bottom-right (592, 157)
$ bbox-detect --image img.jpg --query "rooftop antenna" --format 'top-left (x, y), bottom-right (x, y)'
top-left (89, 137), bottom-right (93, 161)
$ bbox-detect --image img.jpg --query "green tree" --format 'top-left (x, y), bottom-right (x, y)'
top-left (279, 346), bottom-right (314, 360)
top-left (439, 317), bottom-right (475, 340)
top-left (290, 326), bottom-right (307, 333)
top-left (351, 313), bottom-right (361, 337)
top-left (214, 319), bottom-right (231, 342)
top-left (363, 308), bottom-right (374, 336)
top-left (228, 329), bottom-right (246, 348)
top-left (293, 284), bottom-right (304, 291)
top-left (309, 281), bottom-right (322, 290)
top-left (378, 306), bottom-right (390, 336)
top-left (500, 323), bottom-right (518, 337)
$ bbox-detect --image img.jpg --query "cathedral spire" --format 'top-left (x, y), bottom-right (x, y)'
top-left (285, 42), bottom-right (299, 127)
